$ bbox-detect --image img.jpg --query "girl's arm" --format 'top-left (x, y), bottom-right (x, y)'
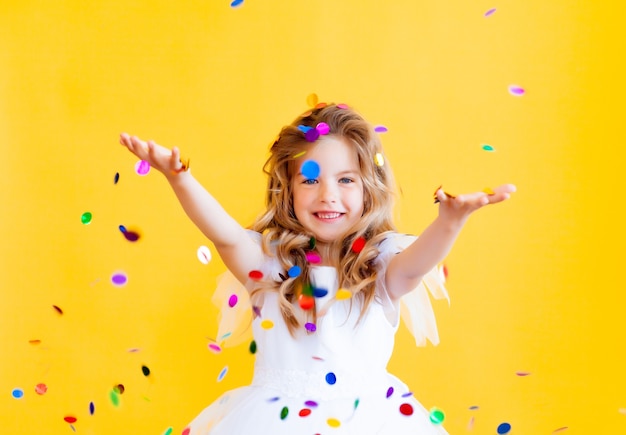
top-left (385, 184), bottom-right (516, 301)
top-left (119, 133), bottom-right (264, 283)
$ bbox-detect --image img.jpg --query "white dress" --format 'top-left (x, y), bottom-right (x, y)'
top-left (184, 232), bottom-right (450, 435)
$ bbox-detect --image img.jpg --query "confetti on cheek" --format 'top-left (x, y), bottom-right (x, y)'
top-left (230, 0), bottom-right (243, 7)
top-left (11, 388), bottom-right (24, 399)
top-left (228, 294), bottom-right (238, 308)
top-left (429, 407), bottom-right (445, 424)
top-left (399, 403), bottom-right (414, 416)
top-left (135, 160), bottom-right (150, 176)
top-left (484, 8), bottom-right (497, 16)
top-left (197, 246), bottom-right (212, 264)
top-left (217, 366), bottom-right (228, 382)
top-left (81, 212), bottom-right (92, 225)
top-left (34, 383), bottom-right (47, 395)
top-left (111, 272), bottom-right (128, 287)
top-left (301, 160), bottom-right (320, 179)
top-left (497, 422), bottom-right (512, 434)
top-left (508, 85), bottom-right (525, 96)
top-left (335, 289), bottom-right (352, 300)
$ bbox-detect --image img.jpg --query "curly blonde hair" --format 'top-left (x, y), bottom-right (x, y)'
top-left (249, 103), bottom-right (397, 334)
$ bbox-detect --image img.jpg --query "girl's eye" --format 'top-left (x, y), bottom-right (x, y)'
top-left (339, 177), bottom-right (354, 184)
top-left (303, 178), bottom-right (318, 185)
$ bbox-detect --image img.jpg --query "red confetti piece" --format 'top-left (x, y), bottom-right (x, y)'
top-left (181, 428), bottom-right (191, 435)
top-left (516, 371), bottom-right (531, 376)
top-left (399, 403), bottom-right (414, 416)
top-left (299, 294), bottom-right (315, 310)
top-left (52, 305), bottom-right (63, 315)
top-left (299, 408), bottom-right (312, 417)
top-left (29, 339), bottom-right (42, 345)
top-left (351, 237), bottom-right (366, 253)
top-left (64, 416), bottom-right (77, 424)
top-left (35, 383), bottom-right (47, 395)
top-left (248, 270), bottom-right (263, 281)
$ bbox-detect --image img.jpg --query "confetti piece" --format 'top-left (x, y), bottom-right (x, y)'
top-left (552, 428), bottom-right (569, 434)
top-left (386, 387), bottom-right (394, 398)
top-left (127, 347), bottom-right (141, 353)
top-left (351, 237), bottom-right (366, 253)
top-left (374, 152), bottom-right (384, 166)
top-left (309, 237), bottom-right (316, 249)
top-left (401, 391), bottom-right (413, 397)
top-left (429, 407), bottom-right (445, 424)
top-left (327, 418), bottom-right (341, 428)
top-left (89, 402), bottom-right (95, 415)
top-left (81, 212), bottom-right (93, 225)
top-left (305, 322), bottom-right (317, 332)
top-left (114, 172), bottom-right (120, 184)
top-left (298, 125), bottom-right (313, 133)
top-left (109, 389), bottom-right (120, 406)
top-left (280, 406), bottom-right (289, 420)
top-left (301, 160), bottom-right (320, 179)
top-left (11, 388), bottom-right (24, 399)
top-left (484, 8), bottom-right (497, 16)
top-left (261, 319), bottom-right (274, 330)
top-left (374, 125), bottom-right (388, 133)
top-left (249, 270), bottom-right (263, 281)
top-left (34, 383), bottom-right (47, 395)
top-left (508, 85), bottom-right (525, 96)
top-left (208, 343), bottom-right (222, 353)
top-left (315, 102), bottom-right (327, 109)
top-left (111, 272), bottom-right (128, 287)
top-left (113, 384), bottom-right (125, 394)
top-left (230, 0), bottom-right (243, 7)
top-left (467, 415), bottom-right (475, 430)
top-left (516, 371), bottom-right (531, 376)
top-left (497, 422), bottom-right (512, 434)
top-left (141, 365), bottom-right (150, 376)
top-left (325, 372), bottom-right (337, 385)
top-left (228, 294), bottom-right (238, 308)
top-left (267, 397), bottom-right (280, 402)
top-left (399, 403), bottom-right (414, 416)
top-left (469, 405), bottom-right (480, 410)
top-left (29, 339), bottom-right (41, 345)
top-left (64, 416), bottom-right (77, 424)
top-left (298, 294), bottom-right (315, 310)
top-left (336, 289), bottom-right (352, 300)
top-left (181, 428), bottom-right (191, 435)
top-left (249, 340), bottom-right (257, 354)
top-left (312, 287), bottom-right (328, 298)
top-left (316, 122), bottom-right (330, 135)
top-left (163, 428), bottom-right (173, 435)
top-left (288, 265), bottom-right (301, 278)
top-left (197, 246), bottom-right (212, 264)
top-left (299, 408), bottom-right (312, 417)
top-left (217, 366), bottom-right (228, 382)
top-left (293, 150), bottom-right (307, 159)
top-left (305, 400), bottom-right (318, 407)
top-left (305, 128), bottom-right (320, 142)
top-left (119, 226), bottom-right (141, 242)
top-left (337, 103), bottom-right (349, 109)
top-left (354, 398), bottom-right (360, 409)
top-left (52, 305), bottom-right (64, 315)
top-left (135, 160), bottom-right (150, 176)
top-left (483, 187), bottom-right (495, 195)
top-left (307, 94), bottom-right (319, 107)
top-left (481, 144), bottom-right (495, 151)
top-left (306, 252), bottom-right (321, 263)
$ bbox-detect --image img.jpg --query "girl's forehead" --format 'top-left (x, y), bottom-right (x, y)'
top-left (293, 136), bottom-right (361, 174)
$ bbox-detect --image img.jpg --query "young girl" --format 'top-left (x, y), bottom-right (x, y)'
top-left (119, 103), bottom-right (515, 434)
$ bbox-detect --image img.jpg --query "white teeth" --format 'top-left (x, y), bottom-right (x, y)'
top-left (316, 212), bottom-right (341, 219)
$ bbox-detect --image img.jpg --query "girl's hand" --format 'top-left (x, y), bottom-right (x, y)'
top-left (119, 133), bottom-right (187, 177)
top-left (435, 184), bottom-right (516, 222)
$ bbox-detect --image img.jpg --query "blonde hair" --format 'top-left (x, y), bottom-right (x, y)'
top-left (249, 103), bottom-right (397, 334)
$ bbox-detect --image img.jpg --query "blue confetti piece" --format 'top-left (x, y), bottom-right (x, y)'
top-left (301, 160), bottom-right (320, 179)
top-left (325, 372), bottom-right (337, 385)
top-left (230, 0), bottom-right (244, 7)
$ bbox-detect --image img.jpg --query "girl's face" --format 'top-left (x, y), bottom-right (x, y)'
top-left (291, 136), bottom-right (365, 243)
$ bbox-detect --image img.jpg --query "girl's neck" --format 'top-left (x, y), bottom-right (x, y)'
top-left (315, 242), bottom-right (339, 267)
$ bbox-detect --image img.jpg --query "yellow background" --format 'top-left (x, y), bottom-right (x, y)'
top-left (2, 0), bottom-right (625, 433)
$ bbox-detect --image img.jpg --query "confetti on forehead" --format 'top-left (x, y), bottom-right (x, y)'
top-left (301, 160), bottom-right (320, 179)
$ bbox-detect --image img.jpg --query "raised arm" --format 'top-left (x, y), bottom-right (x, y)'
top-left (119, 133), bottom-right (264, 283)
top-left (385, 184), bottom-right (516, 301)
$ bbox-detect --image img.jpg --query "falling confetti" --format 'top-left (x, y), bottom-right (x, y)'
top-left (280, 406), bottom-right (289, 420)
top-left (111, 272), bottom-right (128, 287)
top-left (217, 366), bottom-right (228, 382)
top-left (374, 152), bottom-right (385, 166)
top-left (484, 8), bottom-right (497, 16)
top-left (135, 160), bottom-right (150, 175)
top-left (508, 85), bottom-right (525, 96)
top-left (163, 428), bottom-right (173, 435)
top-left (208, 343), bottom-right (222, 353)
top-left (307, 93), bottom-right (319, 107)
top-left (516, 371), bottom-right (531, 376)
top-left (386, 387), bottom-right (394, 398)
top-left (327, 418), bottom-right (341, 428)
top-left (34, 383), bottom-right (47, 395)
top-left (114, 172), bottom-right (120, 184)
top-left (228, 294), bottom-right (238, 308)
top-left (552, 428), bottom-right (569, 434)
top-left (64, 416), bottom-right (77, 424)
top-left (299, 408), bottom-right (312, 417)
top-left (197, 246), bottom-right (212, 264)
top-left (141, 365), bottom-right (151, 376)
top-left (305, 400), bottom-right (318, 407)
top-left (11, 388), bottom-right (24, 399)
top-left (497, 422), bottom-right (512, 434)
top-left (52, 305), bottom-right (64, 315)
top-left (119, 225), bottom-right (141, 242)
top-left (481, 144), bottom-right (495, 151)
top-left (89, 402), bottom-right (95, 415)
top-left (249, 340), bottom-right (257, 354)
top-left (399, 403), bottom-right (414, 416)
top-left (109, 389), bottom-right (120, 406)
top-left (351, 237), bottom-right (366, 253)
top-left (81, 212), bottom-right (93, 225)
top-left (305, 322), bottom-right (317, 332)
top-left (467, 415), bottom-right (475, 430)
top-left (336, 289), bottom-right (352, 300)
top-left (374, 125), bottom-right (388, 133)
top-left (325, 372), bottom-right (337, 385)
top-left (261, 319), bottom-right (274, 330)
top-left (429, 407), bottom-right (445, 424)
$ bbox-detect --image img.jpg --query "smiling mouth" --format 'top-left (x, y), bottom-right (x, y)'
top-left (314, 212), bottom-right (343, 219)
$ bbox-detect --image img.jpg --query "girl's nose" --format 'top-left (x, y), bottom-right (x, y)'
top-left (319, 183), bottom-right (338, 203)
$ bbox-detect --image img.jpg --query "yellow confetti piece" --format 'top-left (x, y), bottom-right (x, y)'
top-left (261, 319), bottom-right (274, 330)
top-left (335, 289), bottom-right (352, 300)
top-left (327, 418), bottom-right (341, 428)
top-left (306, 93), bottom-right (319, 107)
top-left (293, 151), bottom-right (306, 159)
top-left (374, 152), bottom-right (384, 167)
top-left (483, 187), bottom-right (495, 195)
